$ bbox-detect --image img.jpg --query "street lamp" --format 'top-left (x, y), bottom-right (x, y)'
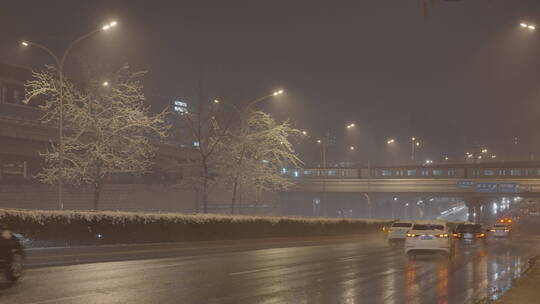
top-left (302, 130), bottom-right (308, 136)
top-left (213, 99), bottom-right (220, 104)
top-left (411, 137), bottom-right (420, 161)
top-left (346, 123), bottom-right (356, 129)
top-left (21, 20), bottom-right (118, 210)
top-left (102, 81), bottom-right (109, 87)
top-left (316, 138), bottom-right (327, 168)
top-left (349, 146), bottom-right (355, 151)
top-left (244, 89), bottom-right (284, 112)
top-left (481, 148), bottom-right (488, 154)
top-left (387, 138), bottom-right (395, 145)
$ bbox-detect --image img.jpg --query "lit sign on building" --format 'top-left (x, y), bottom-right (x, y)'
top-left (173, 100), bottom-right (188, 114)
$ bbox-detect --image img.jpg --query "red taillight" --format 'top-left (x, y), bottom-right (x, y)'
top-left (407, 233), bottom-right (418, 238)
top-left (436, 233), bottom-right (449, 238)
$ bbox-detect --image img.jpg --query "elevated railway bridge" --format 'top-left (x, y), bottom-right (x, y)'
top-left (282, 163), bottom-right (540, 221)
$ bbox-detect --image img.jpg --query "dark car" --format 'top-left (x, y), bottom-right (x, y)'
top-left (453, 223), bottom-right (486, 242)
top-left (0, 225), bottom-right (24, 282)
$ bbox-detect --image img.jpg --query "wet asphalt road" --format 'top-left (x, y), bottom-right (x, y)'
top-left (1, 232), bottom-right (539, 304)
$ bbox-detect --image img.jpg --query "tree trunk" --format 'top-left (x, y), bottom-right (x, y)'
top-left (202, 177), bottom-right (208, 213)
top-left (93, 180), bottom-right (101, 210)
top-left (202, 156), bottom-right (209, 213)
top-left (231, 177), bottom-right (239, 214)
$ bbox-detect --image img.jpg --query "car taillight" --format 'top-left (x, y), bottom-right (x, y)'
top-left (452, 233), bottom-right (460, 238)
top-left (476, 233), bottom-right (485, 238)
top-left (407, 233), bottom-right (418, 237)
top-left (436, 234), bottom-right (449, 238)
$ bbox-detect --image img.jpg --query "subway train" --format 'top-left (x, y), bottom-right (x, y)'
top-left (283, 162), bottom-right (540, 179)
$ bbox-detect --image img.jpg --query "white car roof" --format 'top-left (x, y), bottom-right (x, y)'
top-left (411, 220), bottom-right (447, 225)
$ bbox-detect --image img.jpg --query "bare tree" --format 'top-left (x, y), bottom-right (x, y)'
top-left (177, 96), bottom-right (234, 214)
top-left (25, 65), bottom-right (167, 210)
top-left (225, 111), bottom-right (302, 213)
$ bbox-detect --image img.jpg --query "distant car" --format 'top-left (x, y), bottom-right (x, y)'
top-left (498, 217), bottom-right (514, 225)
top-left (453, 223), bottom-right (486, 243)
top-left (405, 221), bottom-right (453, 259)
top-left (386, 221), bottom-right (414, 242)
top-left (490, 224), bottom-right (510, 238)
top-left (0, 225), bottom-right (24, 282)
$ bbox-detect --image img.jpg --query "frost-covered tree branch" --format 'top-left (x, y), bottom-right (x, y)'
top-left (25, 66), bottom-right (168, 209)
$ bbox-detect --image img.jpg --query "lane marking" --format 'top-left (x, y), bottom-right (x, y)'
top-left (339, 254), bottom-right (368, 261)
top-left (229, 266), bottom-right (279, 276)
top-left (23, 293), bottom-right (98, 304)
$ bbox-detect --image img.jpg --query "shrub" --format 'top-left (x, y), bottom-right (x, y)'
top-left (0, 208), bottom-right (391, 247)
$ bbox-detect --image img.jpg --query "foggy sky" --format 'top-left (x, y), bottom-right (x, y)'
top-left (2, 0), bottom-right (540, 165)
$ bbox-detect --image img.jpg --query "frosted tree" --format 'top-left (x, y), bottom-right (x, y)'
top-left (25, 65), bottom-right (167, 210)
top-left (225, 111), bottom-right (302, 213)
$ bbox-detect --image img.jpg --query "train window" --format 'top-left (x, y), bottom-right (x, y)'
top-left (381, 170), bottom-right (391, 176)
top-left (499, 169), bottom-right (506, 176)
top-left (407, 170), bottom-right (416, 176)
top-left (303, 170), bottom-right (313, 175)
top-left (433, 169), bottom-right (443, 176)
top-left (484, 169), bottom-right (494, 176)
top-left (448, 169), bottom-right (456, 176)
top-left (395, 170), bottom-right (404, 176)
top-left (421, 169), bottom-right (429, 176)
top-left (537, 169), bottom-right (540, 176)
top-left (510, 169), bottom-right (521, 176)
top-left (327, 170), bottom-right (337, 176)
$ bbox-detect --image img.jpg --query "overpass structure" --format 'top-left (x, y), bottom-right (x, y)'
top-left (282, 165), bottom-right (540, 221)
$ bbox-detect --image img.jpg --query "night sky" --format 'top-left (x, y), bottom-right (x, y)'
top-left (2, 0), bottom-right (540, 165)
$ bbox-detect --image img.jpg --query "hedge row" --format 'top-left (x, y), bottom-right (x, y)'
top-left (0, 208), bottom-right (391, 247)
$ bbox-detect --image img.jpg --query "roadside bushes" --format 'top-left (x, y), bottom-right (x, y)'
top-left (0, 208), bottom-right (390, 247)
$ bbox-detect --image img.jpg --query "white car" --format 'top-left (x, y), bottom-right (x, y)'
top-left (405, 221), bottom-right (452, 258)
top-left (386, 221), bottom-right (414, 242)
top-left (491, 224), bottom-right (510, 237)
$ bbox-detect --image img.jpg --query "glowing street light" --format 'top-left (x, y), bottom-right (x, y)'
top-left (520, 22), bottom-right (536, 31)
top-left (102, 20), bottom-right (118, 31)
top-left (302, 130), bottom-right (308, 136)
top-left (102, 81), bottom-right (109, 87)
top-left (21, 41), bottom-right (29, 47)
top-left (387, 138), bottom-right (395, 145)
top-left (213, 99), bottom-right (220, 104)
top-left (346, 123), bottom-right (356, 129)
top-left (272, 89), bottom-right (284, 96)
top-left (481, 148), bottom-right (488, 154)
top-left (349, 146), bottom-right (355, 151)
top-left (317, 139), bottom-right (322, 144)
